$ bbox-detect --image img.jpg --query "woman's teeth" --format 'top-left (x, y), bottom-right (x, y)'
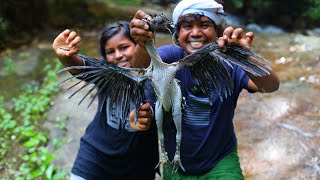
top-left (117, 61), bottom-right (128, 67)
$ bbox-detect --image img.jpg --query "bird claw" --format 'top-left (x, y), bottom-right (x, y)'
top-left (171, 157), bottom-right (185, 174)
top-left (155, 151), bottom-right (169, 169)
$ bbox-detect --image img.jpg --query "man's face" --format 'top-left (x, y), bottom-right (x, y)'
top-left (178, 16), bottom-right (218, 55)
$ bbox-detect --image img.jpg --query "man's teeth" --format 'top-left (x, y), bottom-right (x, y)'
top-left (190, 42), bottom-right (204, 46)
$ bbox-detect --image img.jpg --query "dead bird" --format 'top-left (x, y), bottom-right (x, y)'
top-left (58, 14), bottom-right (271, 174)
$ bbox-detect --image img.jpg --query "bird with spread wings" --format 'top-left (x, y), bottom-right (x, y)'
top-left (58, 14), bottom-right (271, 173)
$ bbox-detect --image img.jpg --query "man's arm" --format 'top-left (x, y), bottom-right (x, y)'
top-left (130, 10), bottom-right (155, 68)
top-left (247, 70), bottom-right (280, 93)
top-left (132, 44), bottom-right (151, 68)
top-left (217, 27), bottom-right (280, 93)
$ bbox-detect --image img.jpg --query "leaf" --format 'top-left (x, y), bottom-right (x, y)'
top-left (45, 165), bottom-right (54, 179)
top-left (23, 138), bottom-right (40, 148)
top-left (31, 169), bottom-right (42, 178)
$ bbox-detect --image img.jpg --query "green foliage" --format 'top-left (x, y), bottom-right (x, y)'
top-left (305, 0), bottom-right (320, 20)
top-left (230, 0), bottom-right (271, 9)
top-left (98, 0), bottom-right (144, 6)
top-left (228, 0), bottom-right (319, 29)
top-left (231, 0), bottom-right (244, 9)
top-left (0, 17), bottom-right (8, 31)
top-left (3, 56), bottom-right (16, 74)
top-left (0, 97), bottom-right (17, 158)
top-left (55, 116), bottom-right (69, 131)
top-left (0, 60), bottom-right (68, 179)
top-left (250, 0), bottom-right (272, 8)
top-left (18, 52), bottom-right (30, 60)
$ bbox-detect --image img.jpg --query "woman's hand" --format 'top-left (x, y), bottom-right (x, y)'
top-left (129, 103), bottom-right (153, 131)
top-left (52, 29), bottom-right (81, 58)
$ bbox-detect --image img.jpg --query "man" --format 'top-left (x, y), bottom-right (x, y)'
top-left (130, 0), bottom-right (279, 179)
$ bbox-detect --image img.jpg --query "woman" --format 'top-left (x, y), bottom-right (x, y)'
top-left (52, 21), bottom-right (159, 180)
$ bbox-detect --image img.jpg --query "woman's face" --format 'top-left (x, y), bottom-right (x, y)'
top-left (104, 32), bottom-right (135, 68)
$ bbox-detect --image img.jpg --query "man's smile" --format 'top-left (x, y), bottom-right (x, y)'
top-left (189, 41), bottom-right (205, 48)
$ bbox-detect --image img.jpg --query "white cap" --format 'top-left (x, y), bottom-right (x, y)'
top-left (172, 0), bottom-right (224, 26)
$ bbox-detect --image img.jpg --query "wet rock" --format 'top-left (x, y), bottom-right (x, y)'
top-left (306, 28), bottom-right (320, 37)
top-left (236, 82), bottom-right (320, 179)
top-left (246, 23), bottom-right (284, 34)
top-left (45, 74), bottom-right (98, 171)
top-left (225, 14), bottom-right (245, 27)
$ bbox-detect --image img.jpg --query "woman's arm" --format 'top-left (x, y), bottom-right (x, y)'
top-left (52, 29), bottom-right (84, 74)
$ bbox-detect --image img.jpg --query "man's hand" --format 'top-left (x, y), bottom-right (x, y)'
top-left (129, 103), bottom-right (152, 131)
top-left (52, 29), bottom-right (81, 58)
top-left (130, 10), bottom-right (155, 46)
top-left (217, 27), bottom-right (279, 93)
top-left (130, 10), bottom-right (155, 68)
top-left (217, 26), bottom-right (254, 52)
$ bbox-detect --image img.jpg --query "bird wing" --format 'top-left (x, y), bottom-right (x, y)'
top-left (212, 43), bottom-right (271, 76)
top-left (57, 54), bottom-right (148, 122)
top-left (178, 43), bottom-right (271, 102)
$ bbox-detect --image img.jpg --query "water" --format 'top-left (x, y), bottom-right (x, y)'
top-left (235, 32), bottom-right (320, 179)
top-left (1, 30), bottom-right (319, 179)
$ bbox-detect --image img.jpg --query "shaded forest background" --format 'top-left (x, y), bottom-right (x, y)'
top-left (1, 0), bottom-right (320, 51)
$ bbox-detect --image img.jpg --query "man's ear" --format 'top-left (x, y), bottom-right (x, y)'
top-left (217, 19), bottom-right (226, 37)
top-left (215, 0), bottom-right (224, 4)
top-left (172, 31), bottom-right (180, 46)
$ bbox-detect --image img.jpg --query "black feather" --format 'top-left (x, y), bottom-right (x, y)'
top-left (177, 43), bottom-right (270, 102)
top-left (58, 54), bottom-right (147, 122)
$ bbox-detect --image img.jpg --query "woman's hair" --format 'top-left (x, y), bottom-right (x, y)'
top-left (99, 21), bottom-right (136, 60)
top-left (172, 13), bottom-right (226, 46)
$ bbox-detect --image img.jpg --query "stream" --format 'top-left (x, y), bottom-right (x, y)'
top-left (0, 29), bottom-right (319, 179)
